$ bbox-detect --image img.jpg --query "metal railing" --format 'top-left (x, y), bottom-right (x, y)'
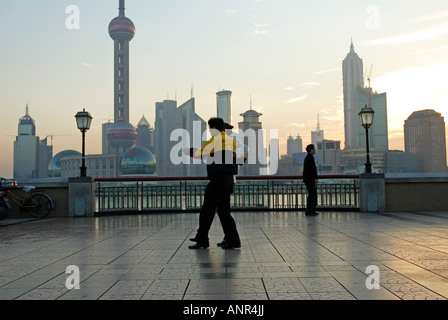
top-left (95, 175), bottom-right (359, 213)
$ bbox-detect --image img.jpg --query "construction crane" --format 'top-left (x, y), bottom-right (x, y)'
top-left (366, 64), bottom-right (373, 89)
top-left (101, 115), bottom-right (114, 123)
top-left (45, 134), bottom-right (71, 146)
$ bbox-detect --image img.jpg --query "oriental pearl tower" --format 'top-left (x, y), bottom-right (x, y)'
top-left (107, 0), bottom-right (137, 159)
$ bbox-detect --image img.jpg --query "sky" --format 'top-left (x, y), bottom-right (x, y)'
top-left (1, 0), bottom-right (448, 177)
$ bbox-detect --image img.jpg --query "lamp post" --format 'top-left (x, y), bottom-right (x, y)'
top-left (75, 109), bottom-right (93, 177)
top-left (358, 105), bottom-right (375, 174)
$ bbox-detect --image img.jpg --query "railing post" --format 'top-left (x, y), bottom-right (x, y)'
top-left (68, 177), bottom-right (95, 217)
top-left (358, 173), bottom-right (385, 212)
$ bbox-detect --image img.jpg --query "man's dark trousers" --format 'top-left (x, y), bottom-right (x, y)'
top-left (195, 174), bottom-right (240, 245)
top-left (305, 182), bottom-right (317, 215)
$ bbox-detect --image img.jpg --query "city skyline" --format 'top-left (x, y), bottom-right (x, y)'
top-left (1, 1), bottom-right (448, 177)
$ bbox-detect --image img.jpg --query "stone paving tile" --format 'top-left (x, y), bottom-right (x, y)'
top-left (308, 291), bottom-right (356, 300)
top-left (144, 279), bottom-right (189, 296)
top-left (2, 211), bottom-right (448, 300)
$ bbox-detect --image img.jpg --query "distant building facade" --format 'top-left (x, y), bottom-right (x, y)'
top-left (238, 108), bottom-right (266, 176)
top-left (216, 90), bottom-right (232, 125)
top-left (357, 87), bottom-right (389, 150)
top-left (60, 154), bottom-right (117, 178)
top-left (343, 41), bottom-right (364, 149)
top-left (154, 98), bottom-right (207, 177)
top-left (287, 134), bottom-right (303, 157)
top-left (311, 115), bottom-right (324, 148)
top-left (404, 109), bottom-right (447, 172)
top-left (136, 115), bottom-right (154, 153)
top-left (316, 139), bottom-right (342, 174)
top-left (13, 105), bottom-right (52, 180)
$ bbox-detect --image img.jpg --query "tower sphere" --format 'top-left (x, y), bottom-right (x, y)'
top-left (107, 121), bottom-right (137, 150)
top-left (109, 16), bottom-right (135, 41)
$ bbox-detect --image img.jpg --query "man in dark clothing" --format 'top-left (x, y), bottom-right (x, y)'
top-left (303, 144), bottom-right (319, 216)
top-left (184, 117), bottom-right (241, 249)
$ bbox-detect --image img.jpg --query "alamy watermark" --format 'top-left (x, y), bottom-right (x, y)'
top-left (365, 265), bottom-right (380, 290)
top-left (65, 265), bottom-right (80, 290)
top-left (366, 5), bottom-right (380, 30)
top-left (66, 5), bottom-right (80, 30)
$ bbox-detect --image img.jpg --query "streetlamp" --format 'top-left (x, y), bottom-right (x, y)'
top-left (358, 105), bottom-right (375, 174)
top-left (75, 108), bottom-right (93, 177)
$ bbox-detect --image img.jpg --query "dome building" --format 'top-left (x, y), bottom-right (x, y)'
top-left (120, 146), bottom-right (156, 176)
top-left (48, 150), bottom-right (81, 177)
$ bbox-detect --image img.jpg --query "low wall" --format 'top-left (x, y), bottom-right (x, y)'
top-left (385, 173), bottom-right (448, 212)
top-left (6, 178), bottom-right (69, 218)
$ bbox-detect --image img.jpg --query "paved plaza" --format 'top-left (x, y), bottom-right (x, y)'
top-left (1, 210), bottom-right (448, 301)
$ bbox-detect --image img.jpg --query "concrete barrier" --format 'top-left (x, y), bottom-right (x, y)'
top-left (385, 173), bottom-right (448, 212)
top-left (7, 178), bottom-right (69, 218)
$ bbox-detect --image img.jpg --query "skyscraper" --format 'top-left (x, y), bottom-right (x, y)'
top-left (102, 121), bottom-right (113, 155)
top-left (342, 40), bottom-right (364, 149)
top-left (13, 105), bottom-right (39, 180)
top-left (311, 114), bottom-right (324, 148)
top-left (404, 110), bottom-right (447, 172)
top-left (217, 90), bottom-right (232, 125)
top-left (107, 0), bottom-right (137, 158)
top-left (238, 108), bottom-right (266, 176)
top-left (357, 87), bottom-right (389, 150)
top-left (287, 134), bottom-right (303, 157)
top-left (38, 137), bottom-right (53, 178)
top-left (154, 98), bottom-right (206, 177)
top-left (136, 115), bottom-right (154, 153)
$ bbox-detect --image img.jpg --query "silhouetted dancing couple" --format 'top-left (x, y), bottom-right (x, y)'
top-left (184, 117), bottom-right (244, 250)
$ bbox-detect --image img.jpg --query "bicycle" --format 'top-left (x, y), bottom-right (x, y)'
top-left (0, 178), bottom-right (53, 220)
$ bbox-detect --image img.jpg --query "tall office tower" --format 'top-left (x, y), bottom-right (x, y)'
top-left (357, 87), bottom-right (388, 150)
top-left (287, 134), bottom-right (303, 157)
top-left (13, 105), bottom-right (39, 180)
top-left (102, 121), bottom-right (113, 155)
top-left (37, 137), bottom-right (53, 178)
top-left (216, 90), bottom-right (232, 124)
top-left (342, 40), bottom-right (364, 149)
top-left (311, 114), bottom-right (324, 148)
top-left (154, 98), bottom-right (206, 177)
top-left (404, 109), bottom-right (447, 172)
top-left (107, 0), bottom-right (137, 161)
top-left (316, 139), bottom-right (342, 174)
top-left (136, 115), bottom-right (154, 153)
top-left (238, 108), bottom-right (266, 175)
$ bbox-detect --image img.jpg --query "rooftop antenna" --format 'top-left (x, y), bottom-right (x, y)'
top-left (317, 113), bottom-right (321, 131)
top-left (191, 83), bottom-right (194, 98)
top-left (250, 95), bottom-right (253, 110)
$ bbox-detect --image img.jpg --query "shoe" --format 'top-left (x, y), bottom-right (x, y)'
top-left (217, 240), bottom-right (227, 247)
top-left (312, 212), bottom-right (320, 216)
top-left (221, 243), bottom-right (241, 249)
top-left (189, 242), bottom-right (209, 249)
top-left (189, 238), bottom-right (198, 242)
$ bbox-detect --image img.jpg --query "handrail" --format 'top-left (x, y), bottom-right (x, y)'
top-left (94, 175), bottom-right (360, 182)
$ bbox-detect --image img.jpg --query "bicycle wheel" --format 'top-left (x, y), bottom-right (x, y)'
top-left (0, 202), bottom-right (8, 220)
top-left (27, 193), bottom-right (52, 218)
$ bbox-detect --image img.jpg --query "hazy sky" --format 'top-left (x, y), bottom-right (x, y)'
top-left (1, 0), bottom-right (448, 177)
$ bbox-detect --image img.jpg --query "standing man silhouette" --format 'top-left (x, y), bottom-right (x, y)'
top-left (303, 144), bottom-right (319, 216)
